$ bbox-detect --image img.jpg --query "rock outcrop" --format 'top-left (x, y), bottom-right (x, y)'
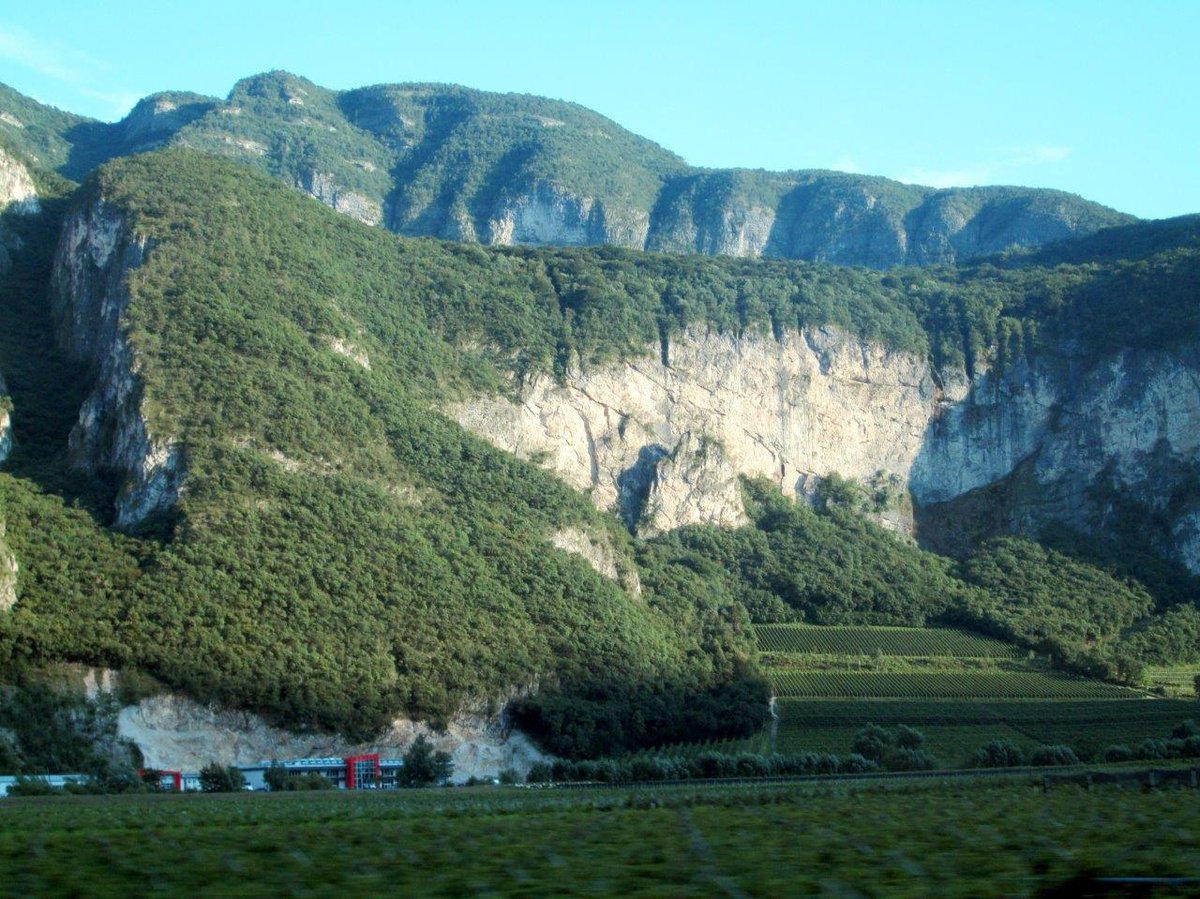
top-left (392, 169), bottom-right (1124, 267)
top-left (454, 328), bottom-right (1200, 572)
top-left (485, 182), bottom-right (652, 249)
top-left (297, 170), bottom-right (382, 226)
top-left (551, 526), bottom-right (642, 596)
top-left (0, 145), bottom-right (39, 274)
top-left (0, 146), bottom-right (33, 460)
top-left (50, 197), bottom-right (185, 529)
top-left (0, 373), bottom-right (11, 466)
top-left (642, 172), bottom-right (1119, 267)
top-left (0, 146), bottom-right (38, 215)
top-left (118, 693), bottom-right (548, 782)
top-left (0, 518), bottom-right (16, 612)
top-left (111, 93), bottom-right (217, 155)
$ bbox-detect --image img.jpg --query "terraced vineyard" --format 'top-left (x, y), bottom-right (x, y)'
top-left (751, 624), bottom-right (1181, 765)
top-left (771, 698), bottom-right (1196, 728)
top-left (771, 721), bottom-right (1036, 758)
top-left (770, 698), bottom-right (1199, 760)
top-left (756, 624), bottom-right (1022, 658)
top-left (770, 670), bottom-right (1137, 700)
top-left (1145, 666), bottom-right (1200, 697)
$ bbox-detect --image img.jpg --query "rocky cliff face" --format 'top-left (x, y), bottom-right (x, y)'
top-left (484, 181), bottom-right (651, 249)
top-left (0, 146), bottom-right (38, 215)
top-left (916, 345), bottom-right (1200, 568)
top-left (0, 517), bottom-right (17, 612)
top-left (50, 197), bottom-right (185, 529)
top-left (454, 329), bottom-right (1200, 572)
top-left (389, 170), bottom-right (1123, 266)
top-left (0, 373), bottom-right (11, 466)
top-left (0, 146), bottom-right (34, 458)
top-left (297, 169), bottom-right (382, 226)
top-left (453, 327), bottom-right (960, 536)
top-left (642, 173), bottom-right (1121, 266)
top-left (0, 145), bottom-right (39, 275)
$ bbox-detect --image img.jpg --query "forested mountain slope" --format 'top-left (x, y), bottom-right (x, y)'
top-left (0, 73), bottom-right (1132, 266)
top-left (0, 150), bottom-right (774, 750)
top-left (0, 148), bottom-right (1195, 763)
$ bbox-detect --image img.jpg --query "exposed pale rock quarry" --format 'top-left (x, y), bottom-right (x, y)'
top-left (118, 694), bottom-right (549, 783)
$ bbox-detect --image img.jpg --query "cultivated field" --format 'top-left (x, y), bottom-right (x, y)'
top-left (756, 623), bottom-right (1022, 657)
top-left (1, 777), bottom-right (1198, 895)
top-left (752, 624), bottom-right (1187, 764)
top-left (1146, 666), bottom-right (1200, 697)
top-left (771, 698), bottom-right (1199, 760)
top-left (770, 669), bottom-right (1138, 700)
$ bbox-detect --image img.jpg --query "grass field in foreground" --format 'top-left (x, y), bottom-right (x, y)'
top-left (1, 779), bottom-right (1198, 895)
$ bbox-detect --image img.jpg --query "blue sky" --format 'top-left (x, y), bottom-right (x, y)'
top-left (0, 0), bottom-right (1195, 219)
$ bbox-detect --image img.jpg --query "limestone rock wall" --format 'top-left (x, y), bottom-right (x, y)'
top-left (0, 373), bottom-right (11, 466)
top-left (50, 197), bottom-right (185, 529)
top-left (920, 345), bottom-right (1200, 567)
top-left (453, 327), bottom-right (957, 535)
top-left (0, 146), bottom-right (39, 215)
top-left (298, 169), bottom-right (382, 226)
top-left (0, 518), bottom-right (17, 612)
top-left (551, 526), bottom-right (642, 596)
top-left (454, 328), bottom-right (1200, 572)
top-left (0, 145), bottom-right (39, 276)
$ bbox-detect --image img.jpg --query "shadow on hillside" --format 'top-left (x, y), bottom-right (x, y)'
top-left (60, 121), bottom-right (118, 184)
top-left (906, 364), bottom-right (1200, 610)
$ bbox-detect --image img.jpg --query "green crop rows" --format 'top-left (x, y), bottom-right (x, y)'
top-left (749, 623), bottom-right (1178, 765)
top-left (755, 624), bottom-right (1022, 657)
top-left (771, 698), bottom-right (1197, 726)
top-left (771, 722), bottom-right (1035, 758)
top-left (770, 670), bottom-right (1138, 700)
top-left (770, 698), bottom-right (1198, 759)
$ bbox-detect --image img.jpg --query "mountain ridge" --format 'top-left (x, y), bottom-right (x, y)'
top-left (0, 72), bottom-right (1134, 267)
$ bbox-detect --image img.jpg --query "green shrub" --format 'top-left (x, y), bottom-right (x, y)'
top-left (1028, 745), bottom-right (1079, 767)
top-left (398, 736), bottom-right (452, 787)
top-left (7, 775), bottom-right (60, 797)
top-left (1103, 745), bottom-right (1134, 763)
top-left (972, 740), bottom-right (1026, 769)
top-left (198, 762), bottom-right (246, 793)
